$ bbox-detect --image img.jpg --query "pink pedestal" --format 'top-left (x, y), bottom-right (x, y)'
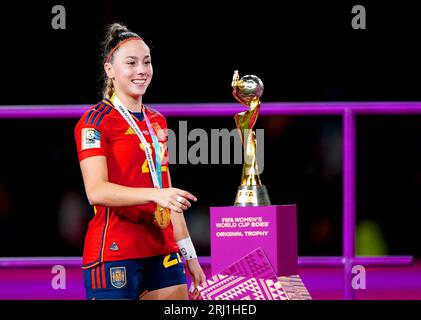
top-left (210, 205), bottom-right (298, 276)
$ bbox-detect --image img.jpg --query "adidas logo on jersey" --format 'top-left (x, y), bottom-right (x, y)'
top-left (125, 127), bottom-right (135, 135)
top-left (125, 127), bottom-right (150, 135)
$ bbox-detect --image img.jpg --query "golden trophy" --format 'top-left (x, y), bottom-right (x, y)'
top-left (232, 70), bottom-right (271, 206)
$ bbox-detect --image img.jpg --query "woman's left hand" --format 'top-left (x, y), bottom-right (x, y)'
top-left (186, 258), bottom-right (206, 299)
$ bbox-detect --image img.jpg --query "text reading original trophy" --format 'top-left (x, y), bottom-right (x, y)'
top-left (232, 70), bottom-right (271, 206)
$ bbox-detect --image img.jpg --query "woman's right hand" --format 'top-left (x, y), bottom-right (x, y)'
top-left (153, 188), bottom-right (197, 213)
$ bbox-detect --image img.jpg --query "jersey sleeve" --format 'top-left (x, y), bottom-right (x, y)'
top-left (74, 106), bottom-right (110, 162)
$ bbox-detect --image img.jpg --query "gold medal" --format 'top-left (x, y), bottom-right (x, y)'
top-left (153, 206), bottom-right (171, 229)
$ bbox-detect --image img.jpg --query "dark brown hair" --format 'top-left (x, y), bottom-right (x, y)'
top-left (101, 23), bottom-right (142, 99)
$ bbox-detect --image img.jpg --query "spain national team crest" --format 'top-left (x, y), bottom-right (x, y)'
top-left (110, 267), bottom-right (127, 289)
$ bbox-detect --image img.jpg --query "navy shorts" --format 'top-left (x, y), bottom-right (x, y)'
top-left (83, 252), bottom-right (187, 300)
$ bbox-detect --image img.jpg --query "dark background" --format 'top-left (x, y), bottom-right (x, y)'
top-left (0, 1), bottom-right (419, 258)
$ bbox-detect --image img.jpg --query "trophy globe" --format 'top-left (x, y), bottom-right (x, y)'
top-left (232, 71), bottom-right (271, 206)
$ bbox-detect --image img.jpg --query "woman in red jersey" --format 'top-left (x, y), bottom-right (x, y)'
top-left (74, 23), bottom-right (205, 300)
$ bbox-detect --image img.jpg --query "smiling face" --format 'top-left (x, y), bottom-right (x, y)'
top-left (104, 39), bottom-right (153, 101)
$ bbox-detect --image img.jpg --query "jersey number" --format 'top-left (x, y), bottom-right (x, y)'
top-left (140, 143), bottom-right (167, 173)
top-left (163, 253), bottom-right (182, 268)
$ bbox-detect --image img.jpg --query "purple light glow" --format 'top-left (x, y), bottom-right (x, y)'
top-left (2, 102), bottom-right (421, 118)
top-left (1, 102), bottom-right (420, 300)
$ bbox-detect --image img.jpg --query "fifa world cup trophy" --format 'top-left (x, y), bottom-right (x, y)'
top-left (232, 70), bottom-right (271, 206)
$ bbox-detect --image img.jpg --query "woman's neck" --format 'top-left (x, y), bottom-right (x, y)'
top-left (114, 91), bottom-right (143, 112)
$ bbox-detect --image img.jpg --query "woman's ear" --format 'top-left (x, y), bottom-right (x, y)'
top-left (104, 62), bottom-right (114, 79)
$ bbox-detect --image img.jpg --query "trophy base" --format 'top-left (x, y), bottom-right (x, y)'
top-left (234, 185), bottom-right (271, 206)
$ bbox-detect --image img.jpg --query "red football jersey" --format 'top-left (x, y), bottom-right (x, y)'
top-left (74, 99), bottom-right (178, 269)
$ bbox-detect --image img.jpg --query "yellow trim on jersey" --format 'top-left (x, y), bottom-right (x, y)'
top-left (81, 262), bottom-right (99, 270)
top-left (100, 208), bottom-right (110, 263)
